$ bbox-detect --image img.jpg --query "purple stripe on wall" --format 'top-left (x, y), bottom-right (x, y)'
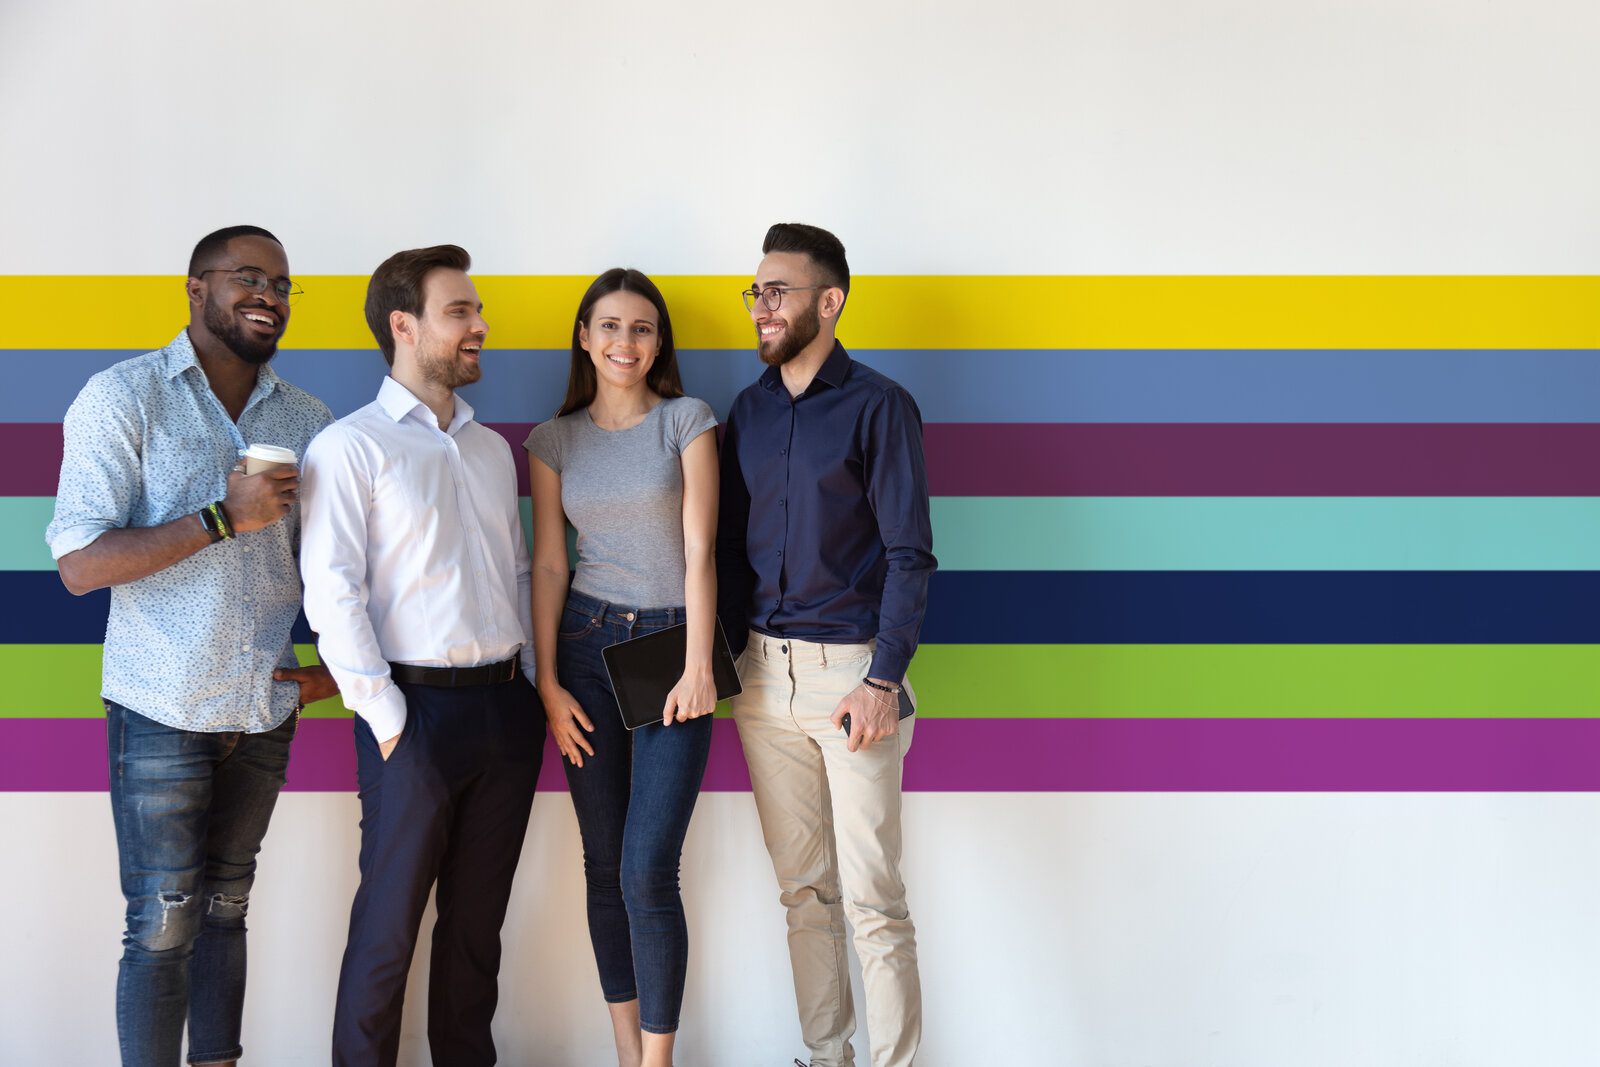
top-left (917, 423), bottom-right (1600, 496)
top-left (7, 717), bottom-right (1600, 793)
top-left (493, 422), bottom-right (1600, 497)
top-left (1, 424), bottom-right (62, 494)
top-left (10, 422), bottom-right (1600, 497)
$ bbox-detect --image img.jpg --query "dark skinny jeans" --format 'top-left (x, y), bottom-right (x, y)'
top-left (555, 589), bottom-right (713, 1034)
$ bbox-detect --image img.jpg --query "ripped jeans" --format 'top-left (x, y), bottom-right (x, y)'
top-left (106, 700), bottom-right (296, 1066)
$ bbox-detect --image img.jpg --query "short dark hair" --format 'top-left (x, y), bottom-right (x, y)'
top-left (187, 225), bottom-right (282, 278)
top-left (762, 222), bottom-right (850, 301)
top-left (364, 244), bottom-right (472, 366)
top-left (557, 268), bottom-right (684, 417)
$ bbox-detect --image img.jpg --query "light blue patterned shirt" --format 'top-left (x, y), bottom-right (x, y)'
top-left (46, 330), bottom-right (333, 733)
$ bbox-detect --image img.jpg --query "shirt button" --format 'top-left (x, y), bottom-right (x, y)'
top-left (780, 448), bottom-right (786, 456)
top-left (242, 644), bottom-right (251, 652)
top-left (242, 595), bottom-right (252, 603)
top-left (780, 644), bottom-right (788, 653)
top-left (241, 546), bottom-right (251, 554)
top-left (779, 498), bottom-right (786, 506)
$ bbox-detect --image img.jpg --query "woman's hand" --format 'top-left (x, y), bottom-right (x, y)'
top-left (662, 662), bottom-right (717, 726)
top-left (540, 680), bottom-right (596, 766)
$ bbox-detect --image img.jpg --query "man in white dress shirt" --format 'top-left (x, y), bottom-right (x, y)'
top-left (299, 244), bottom-right (544, 1067)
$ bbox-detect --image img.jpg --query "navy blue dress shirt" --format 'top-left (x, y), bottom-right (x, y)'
top-left (717, 341), bottom-right (936, 682)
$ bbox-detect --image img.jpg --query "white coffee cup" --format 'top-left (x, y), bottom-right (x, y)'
top-left (242, 443), bottom-right (298, 475)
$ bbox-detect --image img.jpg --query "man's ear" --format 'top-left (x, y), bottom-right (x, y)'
top-left (390, 309), bottom-right (415, 346)
top-left (185, 277), bottom-right (204, 309)
top-left (819, 286), bottom-right (846, 322)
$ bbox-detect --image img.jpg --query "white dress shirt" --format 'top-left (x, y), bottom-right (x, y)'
top-left (299, 376), bottom-right (536, 743)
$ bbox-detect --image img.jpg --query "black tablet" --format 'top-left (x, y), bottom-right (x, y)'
top-left (601, 618), bottom-right (744, 730)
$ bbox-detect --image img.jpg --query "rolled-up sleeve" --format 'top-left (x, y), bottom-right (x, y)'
top-left (46, 373), bottom-right (143, 560)
top-left (299, 425), bottom-right (408, 742)
top-left (861, 387), bottom-right (937, 682)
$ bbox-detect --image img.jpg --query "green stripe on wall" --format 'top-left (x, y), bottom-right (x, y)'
top-left (11, 643), bottom-right (1600, 718)
top-left (17, 496), bottom-right (1600, 572)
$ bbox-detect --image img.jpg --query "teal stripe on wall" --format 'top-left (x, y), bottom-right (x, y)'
top-left (930, 497), bottom-right (1600, 571)
top-left (15, 496), bottom-right (1600, 572)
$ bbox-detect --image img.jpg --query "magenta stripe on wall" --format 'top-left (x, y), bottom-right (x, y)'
top-left (9, 422), bottom-right (1600, 497)
top-left (914, 422), bottom-right (1600, 496)
top-left (7, 717), bottom-right (1600, 792)
top-left (495, 422), bottom-right (1600, 497)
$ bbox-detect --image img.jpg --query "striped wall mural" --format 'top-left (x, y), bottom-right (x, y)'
top-left (4, 275), bottom-right (1598, 793)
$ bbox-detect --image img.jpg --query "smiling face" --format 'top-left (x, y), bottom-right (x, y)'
top-left (751, 250), bottom-right (824, 367)
top-left (196, 235), bottom-right (291, 365)
top-left (409, 267), bottom-right (487, 390)
top-left (579, 289), bottom-right (661, 392)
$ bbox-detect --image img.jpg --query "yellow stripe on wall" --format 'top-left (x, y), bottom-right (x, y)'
top-left (2, 275), bottom-right (1597, 350)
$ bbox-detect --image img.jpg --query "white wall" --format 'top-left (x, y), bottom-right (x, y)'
top-left (3, 1), bottom-right (1599, 1064)
top-left (5, 793), bottom-right (1600, 1065)
top-left (2, 0), bottom-right (1597, 275)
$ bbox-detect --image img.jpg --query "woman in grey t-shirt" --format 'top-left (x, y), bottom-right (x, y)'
top-left (524, 268), bottom-right (719, 1067)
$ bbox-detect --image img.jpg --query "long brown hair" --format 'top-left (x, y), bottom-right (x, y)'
top-left (557, 268), bottom-right (684, 417)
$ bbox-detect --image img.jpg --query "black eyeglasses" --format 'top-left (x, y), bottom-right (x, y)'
top-left (741, 284), bottom-right (826, 313)
top-left (199, 268), bottom-right (304, 304)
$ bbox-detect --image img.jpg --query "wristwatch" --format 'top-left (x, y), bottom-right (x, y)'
top-left (198, 501), bottom-right (233, 542)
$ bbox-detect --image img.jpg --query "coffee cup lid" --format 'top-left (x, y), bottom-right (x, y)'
top-left (243, 444), bottom-right (298, 463)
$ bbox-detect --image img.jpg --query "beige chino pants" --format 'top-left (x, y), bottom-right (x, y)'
top-left (731, 631), bottom-right (922, 1067)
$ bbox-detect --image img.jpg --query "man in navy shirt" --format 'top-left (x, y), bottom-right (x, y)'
top-left (719, 223), bottom-right (935, 1067)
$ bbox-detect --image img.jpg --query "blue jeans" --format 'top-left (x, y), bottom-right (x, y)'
top-left (556, 590), bottom-right (713, 1034)
top-left (106, 699), bottom-right (296, 1067)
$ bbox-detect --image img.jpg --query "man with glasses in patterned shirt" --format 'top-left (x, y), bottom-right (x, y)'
top-left (47, 225), bottom-right (335, 1067)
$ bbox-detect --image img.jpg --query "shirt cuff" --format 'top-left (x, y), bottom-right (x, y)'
top-left (868, 650), bottom-right (911, 687)
top-left (354, 685), bottom-right (407, 745)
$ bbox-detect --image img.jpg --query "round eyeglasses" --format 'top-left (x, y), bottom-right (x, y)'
top-left (199, 268), bottom-right (304, 304)
top-left (741, 284), bottom-right (827, 313)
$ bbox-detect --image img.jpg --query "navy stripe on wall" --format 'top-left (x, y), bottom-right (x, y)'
top-left (15, 570), bottom-right (1600, 646)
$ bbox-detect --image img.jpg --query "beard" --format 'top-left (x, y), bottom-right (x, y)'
top-left (758, 300), bottom-right (822, 367)
top-left (416, 333), bottom-right (482, 390)
top-left (203, 295), bottom-right (280, 365)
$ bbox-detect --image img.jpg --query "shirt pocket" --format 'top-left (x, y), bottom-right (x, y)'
top-left (143, 435), bottom-right (229, 512)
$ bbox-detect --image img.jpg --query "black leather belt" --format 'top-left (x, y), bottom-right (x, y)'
top-left (388, 657), bottom-right (519, 688)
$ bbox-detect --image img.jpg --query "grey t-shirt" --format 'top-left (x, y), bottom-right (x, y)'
top-left (524, 395), bottom-right (719, 609)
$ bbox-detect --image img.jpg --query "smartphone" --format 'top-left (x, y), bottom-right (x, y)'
top-left (841, 685), bottom-right (915, 736)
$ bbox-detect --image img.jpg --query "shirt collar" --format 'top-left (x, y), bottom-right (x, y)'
top-left (377, 375), bottom-right (476, 434)
top-left (162, 330), bottom-right (200, 379)
top-left (759, 340), bottom-right (852, 394)
top-left (163, 328), bottom-right (281, 399)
